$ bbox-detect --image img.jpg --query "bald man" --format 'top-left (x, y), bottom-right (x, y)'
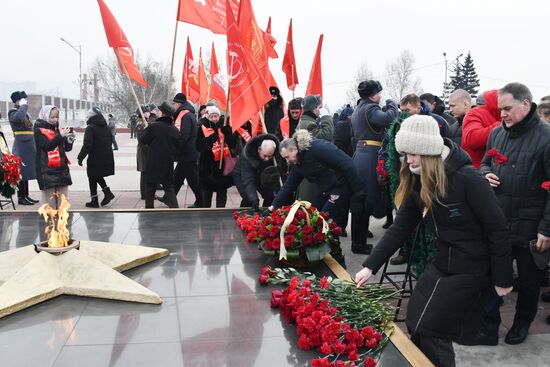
top-left (448, 89), bottom-right (472, 145)
top-left (233, 134), bottom-right (281, 209)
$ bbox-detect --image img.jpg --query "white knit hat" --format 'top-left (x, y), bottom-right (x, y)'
top-left (395, 115), bottom-right (444, 156)
top-left (206, 105), bottom-right (221, 118)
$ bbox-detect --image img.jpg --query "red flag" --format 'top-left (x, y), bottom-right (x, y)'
top-left (182, 37), bottom-right (200, 102)
top-left (264, 17), bottom-right (278, 59)
top-left (96, 0), bottom-right (147, 87)
top-left (237, 0), bottom-right (270, 77)
top-left (226, 0), bottom-right (271, 131)
top-left (282, 18), bottom-right (298, 91)
top-left (198, 48), bottom-right (209, 105)
top-left (208, 44), bottom-right (227, 111)
top-left (177, 0), bottom-right (238, 35)
top-left (305, 34), bottom-right (324, 99)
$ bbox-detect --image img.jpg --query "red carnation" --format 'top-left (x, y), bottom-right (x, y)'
top-left (232, 211), bottom-right (240, 219)
top-left (272, 238), bottom-right (281, 249)
top-left (364, 356), bottom-right (377, 367)
top-left (284, 235), bottom-right (295, 247)
top-left (313, 232), bottom-right (325, 244)
top-left (320, 276), bottom-right (330, 289)
top-left (259, 274), bottom-right (269, 285)
top-left (487, 148), bottom-right (508, 165)
top-left (302, 225), bottom-right (314, 235)
top-left (271, 290), bottom-right (283, 308)
top-left (320, 212), bottom-right (329, 220)
top-left (332, 226), bottom-right (342, 236)
top-left (287, 224), bottom-right (298, 234)
top-left (302, 235), bottom-right (314, 246)
top-left (541, 181), bottom-right (550, 191)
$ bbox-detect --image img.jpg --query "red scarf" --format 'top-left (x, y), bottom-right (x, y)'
top-left (39, 128), bottom-right (63, 168)
top-left (174, 110), bottom-right (189, 132)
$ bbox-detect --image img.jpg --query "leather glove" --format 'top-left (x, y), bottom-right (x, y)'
top-left (262, 208), bottom-right (272, 217)
top-left (78, 160), bottom-right (83, 167)
top-left (251, 199), bottom-right (260, 210)
top-left (349, 191), bottom-right (366, 214)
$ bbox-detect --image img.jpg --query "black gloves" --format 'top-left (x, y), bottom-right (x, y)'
top-left (349, 191), bottom-right (366, 214)
top-left (262, 208), bottom-right (272, 217)
top-left (220, 124), bottom-right (232, 137)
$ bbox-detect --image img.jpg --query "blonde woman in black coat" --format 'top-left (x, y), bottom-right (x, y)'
top-left (355, 115), bottom-right (513, 367)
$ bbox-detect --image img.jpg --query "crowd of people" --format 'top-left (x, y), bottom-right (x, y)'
top-left (2, 80), bottom-right (550, 367)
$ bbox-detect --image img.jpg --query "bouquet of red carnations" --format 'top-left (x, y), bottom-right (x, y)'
top-left (260, 267), bottom-right (398, 367)
top-left (234, 200), bottom-right (342, 262)
top-left (0, 153), bottom-right (22, 198)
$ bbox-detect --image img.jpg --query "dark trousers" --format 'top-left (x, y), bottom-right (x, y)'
top-left (411, 333), bottom-right (455, 367)
top-left (351, 206), bottom-right (371, 245)
top-left (130, 125), bottom-right (137, 138)
top-left (111, 135), bottom-right (118, 150)
top-left (88, 177), bottom-right (107, 196)
top-left (202, 189), bottom-right (227, 208)
top-left (17, 180), bottom-right (29, 199)
top-left (140, 172), bottom-right (147, 199)
top-left (173, 161), bottom-right (201, 205)
top-left (481, 246), bottom-right (544, 334)
top-left (311, 185), bottom-right (351, 229)
top-left (145, 182), bottom-right (178, 208)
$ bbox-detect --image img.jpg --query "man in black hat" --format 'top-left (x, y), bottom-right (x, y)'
top-left (264, 86), bottom-right (284, 135)
top-left (350, 81), bottom-right (398, 254)
top-left (159, 92), bottom-right (202, 207)
top-left (136, 105), bottom-right (151, 199)
top-left (8, 91), bottom-right (38, 206)
top-left (139, 102), bottom-right (180, 209)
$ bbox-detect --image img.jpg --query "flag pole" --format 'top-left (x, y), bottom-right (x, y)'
top-left (219, 54), bottom-right (235, 169)
top-left (167, 20), bottom-right (179, 100)
top-left (291, 64), bottom-right (295, 99)
top-left (115, 48), bottom-right (146, 122)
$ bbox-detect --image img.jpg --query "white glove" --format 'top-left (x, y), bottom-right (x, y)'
top-left (67, 132), bottom-right (76, 144)
top-left (19, 98), bottom-right (28, 105)
top-left (319, 107), bottom-right (330, 117)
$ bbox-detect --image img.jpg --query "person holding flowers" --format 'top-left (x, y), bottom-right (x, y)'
top-left (355, 115), bottom-right (514, 367)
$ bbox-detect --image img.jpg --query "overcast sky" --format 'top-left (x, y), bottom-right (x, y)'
top-left (1, 0), bottom-right (549, 110)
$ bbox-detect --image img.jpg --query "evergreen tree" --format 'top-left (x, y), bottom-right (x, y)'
top-left (449, 59), bottom-right (466, 91)
top-left (460, 51), bottom-right (480, 98)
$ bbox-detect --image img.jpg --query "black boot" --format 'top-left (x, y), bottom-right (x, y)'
top-left (101, 187), bottom-right (115, 206)
top-left (85, 196), bottom-right (99, 208)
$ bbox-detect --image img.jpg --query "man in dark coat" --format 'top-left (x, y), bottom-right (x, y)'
top-left (8, 91), bottom-right (38, 205)
top-left (164, 93), bottom-right (201, 207)
top-left (264, 86), bottom-right (284, 136)
top-left (356, 116), bottom-right (513, 366)
top-left (139, 102), bottom-right (180, 209)
top-left (478, 82), bottom-right (550, 345)
top-left (351, 80), bottom-right (399, 254)
top-left (77, 107), bottom-right (115, 208)
top-left (233, 134), bottom-right (280, 209)
top-left (334, 105), bottom-right (354, 157)
top-left (447, 89), bottom-right (472, 145)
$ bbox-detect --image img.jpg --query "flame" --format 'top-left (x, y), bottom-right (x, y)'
top-left (37, 192), bottom-right (71, 248)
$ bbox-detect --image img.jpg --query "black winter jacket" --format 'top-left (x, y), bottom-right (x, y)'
top-left (139, 116), bottom-right (180, 184)
top-left (174, 101), bottom-right (198, 162)
top-left (363, 140), bottom-right (512, 341)
top-left (271, 131), bottom-right (363, 208)
top-left (334, 118), bottom-right (353, 157)
top-left (34, 120), bottom-right (73, 190)
top-left (364, 140), bottom-right (512, 286)
top-left (480, 104), bottom-right (550, 247)
top-left (233, 134), bottom-right (279, 203)
top-left (448, 116), bottom-right (463, 146)
top-left (77, 114), bottom-right (115, 178)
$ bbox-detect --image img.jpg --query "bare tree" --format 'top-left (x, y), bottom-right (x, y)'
top-left (89, 54), bottom-right (172, 119)
top-left (346, 62), bottom-right (374, 104)
top-left (383, 50), bottom-right (422, 101)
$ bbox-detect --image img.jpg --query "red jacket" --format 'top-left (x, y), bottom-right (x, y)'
top-left (462, 90), bottom-right (501, 169)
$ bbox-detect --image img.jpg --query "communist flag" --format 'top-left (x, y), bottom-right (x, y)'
top-left (305, 34), bottom-right (324, 98)
top-left (226, 0), bottom-right (271, 132)
top-left (198, 48), bottom-right (209, 105)
top-left (264, 17), bottom-right (278, 59)
top-left (282, 18), bottom-right (298, 91)
top-left (177, 0), bottom-right (238, 35)
top-left (97, 0), bottom-right (147, 87)
top-left (208, 43), bottom-right (227, 110)
top-left (182, 37), bottom-right (200, 102)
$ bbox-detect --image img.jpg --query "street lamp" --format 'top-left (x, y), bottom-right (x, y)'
top-left (60, 37), bottom-right (82, 100)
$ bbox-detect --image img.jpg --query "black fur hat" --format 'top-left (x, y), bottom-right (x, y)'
top-left (173, 93), bottom-right (187, 103)
top-left (357, 80), bottom-right (382, 98)
top-left (10, 91), bottom-right (28, 103)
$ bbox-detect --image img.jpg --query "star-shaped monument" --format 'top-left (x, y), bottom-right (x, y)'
top-left (0, 241), bottom-right (169, 319)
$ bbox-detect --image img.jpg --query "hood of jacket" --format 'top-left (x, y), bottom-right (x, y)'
top-left (86, 113), bottom-right (107, 126)
top-left (482, 90), bottom-right (501, 121)
top-left (443, 138), bottom-right (472, 174)
top-left (243, 134), bottom-right (279, 168)
top-left (177, 100), bottom-right (196, 115)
